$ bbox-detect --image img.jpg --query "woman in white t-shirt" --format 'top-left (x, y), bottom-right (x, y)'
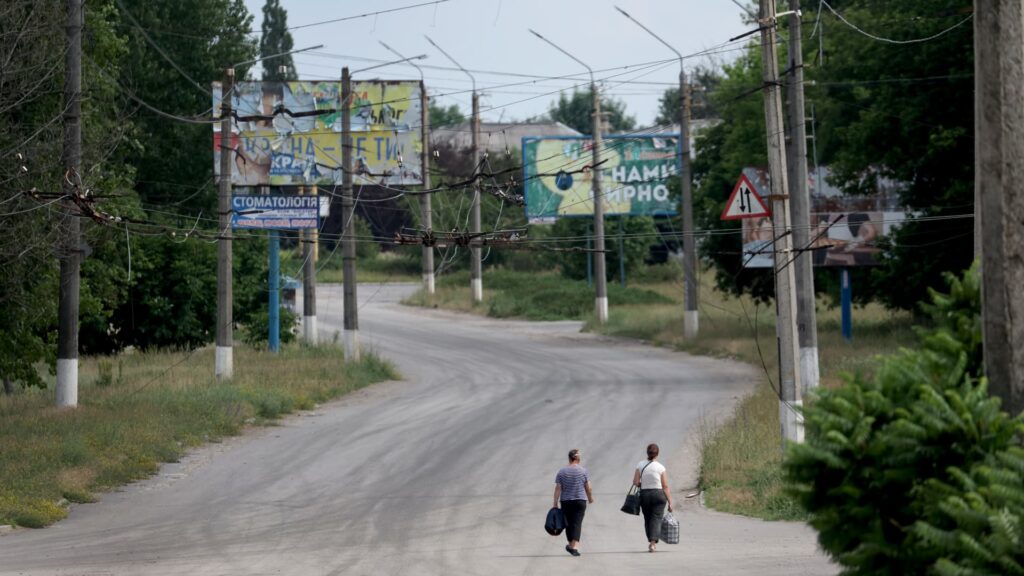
top-left (632, 443), bottom-right (674, 552)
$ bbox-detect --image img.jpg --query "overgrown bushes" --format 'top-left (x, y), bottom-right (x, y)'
top-left (785, 264), bottom-right (1023, 574)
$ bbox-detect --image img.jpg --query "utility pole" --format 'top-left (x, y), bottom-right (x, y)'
top-left (529, 29), bottom-right (608, 323)
top-left (975, 0), bottom-right (1024, 415)
top-left (268, 185), bottom-right (280, 353)
top-left (421, 87), bottom-right (435, 294)
top-left (470, 91), bottom-right (482, 303)
top-left (216, 67), bottom-right (235, 379)
top-left (784, 0), bottom-right (820, 394)
top-left (591, 84), bottom-right (608, 323)
top-left (303, 185), bottom-right (317, 344)
top-left (380, 41), bottom-right (434, 294)
top-left (759, 0), bottom-right (802, 442)
top-left (56, 0), bottom-right (83, 407)
top-left (341, 66), bottom-right (359, 361)
top-left (614, 6), bottom-right (698, 337)
top-left (425, 36), bottom-right (480, 302)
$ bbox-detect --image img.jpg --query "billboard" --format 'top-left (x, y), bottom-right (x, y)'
top-left (522, 135), bottom-right (680, 222)
top-left (214, 80), bottom-right (423, 186)
top-left (739, 168), bottom-right (907, 267)
top-left (231, 194), bottom-right (319, 229)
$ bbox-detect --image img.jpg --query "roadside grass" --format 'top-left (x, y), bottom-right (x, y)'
top-left (0, 345), bottom-right (397, 529)
top-left (592, 267), bottom-right (916, 520)
top-left (403, 269), bottom-right (672, 321)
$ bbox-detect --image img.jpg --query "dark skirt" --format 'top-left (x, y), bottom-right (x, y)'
top-left (639, 489), bottom-right (667, 542)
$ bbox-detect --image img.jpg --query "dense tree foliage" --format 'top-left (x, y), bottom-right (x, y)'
top-left (259, 0), bottom-right (295, 82)
top-left (691, 0), bottom-right (975, 309)
top-left (785, 265), bottom-right (1023, 574)
top-left (653, 66), bottom-right (722, 126)
top-left (427, 101), bottom-right (465, 128)
top-left (547, 88), bottom-right (636, 134)
top-left (0, 0), bottom-right (268, 390)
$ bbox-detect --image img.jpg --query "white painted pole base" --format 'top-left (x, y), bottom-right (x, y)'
top-left (215, 346), bottom-right (233, 380)
top-left (595, 296), bottom-right (609, 324)
top-left (303, 316), bottom-right (318, 345)
top-left (683, 310), bottom-right (699, 339)
top-left (424, 272), bottom-right (435, 295)
top-left (780, 399), bottom-right (804, 444)
top-left (344, 329), bottom-right (360, 362)
top-left (800, 346), bottom-right (820, 395)
top-left (471, 278), bottom-right (483, 303)
top-left (55, 359), bottom-right (78, 407)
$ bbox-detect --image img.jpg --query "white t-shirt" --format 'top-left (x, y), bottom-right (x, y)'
top-left (637, 460), bottom-right (666, 489)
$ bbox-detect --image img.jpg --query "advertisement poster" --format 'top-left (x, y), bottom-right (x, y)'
top-left (739, 168), bottom-right (907, 267)
top-left (522, 135), bottom-right (680, 222)
top-left (214, 80), bottom-right (423, 186)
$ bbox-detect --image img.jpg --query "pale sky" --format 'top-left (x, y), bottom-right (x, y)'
top-left (240, 0), bottom-right (749, 127)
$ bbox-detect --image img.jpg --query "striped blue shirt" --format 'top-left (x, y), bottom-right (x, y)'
top-left (555, 465), bottom-right (590, 501)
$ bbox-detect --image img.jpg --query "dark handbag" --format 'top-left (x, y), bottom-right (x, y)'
top-left (620, 485), bottom-right (641, 515)
top-left (621, 461), bottom-right (652, 515)
top-left (545, 506), bottom-right (566, 536)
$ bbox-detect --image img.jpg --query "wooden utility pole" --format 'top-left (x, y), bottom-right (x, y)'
top-left (785, 0), bottom-right (820, 394)
top-left (759, 0), bottom-right (802, 442)
top-left (56, 0), bottom-right (83, 407)
top-left (216, 67), bottom-right (235, 379)
top-left (592, 84), bottom-right (608, 324)
top-left (470, 91), bottom-right (483, 303)
top-left (341, 66), bottom-right (359, 361)
top-left (975, 0), bottom-right (1024, 415)
top-left (420, 84), bottom-right (435, 294)
top-left (679, 69), bottom-right (698, 338)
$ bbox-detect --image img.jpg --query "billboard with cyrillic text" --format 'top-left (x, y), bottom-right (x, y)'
top-left (214, 80), bottom-right (423, 187)
top-left (522, 135), bottom-right (680, 222)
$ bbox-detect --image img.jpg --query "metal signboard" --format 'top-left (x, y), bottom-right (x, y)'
top-left (522, 135), bottom-right (680, 222)
top-left (722, 173), bottom-right (770, 220)
top-left (231, 194), bottom-right (319, 229)
top-left (214, 80), bottom-right (423, 187)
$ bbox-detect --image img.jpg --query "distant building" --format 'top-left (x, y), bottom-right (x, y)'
top-left (431, 120), bottom-right (582, 155)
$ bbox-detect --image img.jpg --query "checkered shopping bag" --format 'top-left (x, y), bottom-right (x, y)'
top-left (661, 512), bottom-right (679, 544)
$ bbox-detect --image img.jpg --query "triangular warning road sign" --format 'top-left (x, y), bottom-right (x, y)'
top-left (721, 173), bottom-right (771, 220)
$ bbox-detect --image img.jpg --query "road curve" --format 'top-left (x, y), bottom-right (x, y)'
top-left (0, 283), bottom-right (834, 576)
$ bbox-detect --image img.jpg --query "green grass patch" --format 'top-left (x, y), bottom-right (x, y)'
top-left (404, 269), bottom-right (672, 321)
top-left (0, 345), bottom-right (398, 528)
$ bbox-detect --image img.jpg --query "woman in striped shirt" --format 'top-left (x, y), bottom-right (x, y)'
top-left (553, 448), bottom-right (594, 556)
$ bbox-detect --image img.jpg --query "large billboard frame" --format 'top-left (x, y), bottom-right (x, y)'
top-left (521, 134), bottom-right (681, 223)
top-left (213, 79), bottom-right (425, 187)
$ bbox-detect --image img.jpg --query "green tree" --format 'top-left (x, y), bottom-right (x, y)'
top-left (115, 0), bottom-right (256, 208)
top-left (259, 0), bottom-right (294, 82)
top-left (547, 88), bottom-right (636, 134)
top-left (427, 101), bottom-right (465, 128)
top-left (807, 0), bottom-right (976, 311)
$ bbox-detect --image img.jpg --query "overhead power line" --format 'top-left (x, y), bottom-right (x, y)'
top-left (820, 0), bottom-right (974, 45)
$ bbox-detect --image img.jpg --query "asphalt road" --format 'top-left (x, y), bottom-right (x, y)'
top-left (1, 283), bottom-right (834, 576)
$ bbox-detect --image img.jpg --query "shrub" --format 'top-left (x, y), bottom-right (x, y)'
top-left (784, 263), bottom-right (1023, 574)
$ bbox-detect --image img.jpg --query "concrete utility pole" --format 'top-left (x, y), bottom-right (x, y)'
top-left (420, 88), bottom-right (435, 294)
top-left (784, 0), bottom-right (820, 394)
top-left (614, 6), bottom-right (699, 338)
top-left (303, 185), bottom-right (318, 344)
top-left (470, 91), bottom-right (482, 303)
top-left (56, 0), bottom-right (83, 407)
top-left (216, 67), bottom-right (235, 379)
top-left (529, 29), bottom-right (608, 323)
top-left (341, 66), bottom-right (360, 361)
top-left (759, 0), bottom-right (802, 442)
top-left (379, 41), bottom-right (435, 294)
top-left (975, 0), bottom-right (1024, 415)
top-left (424, 36), bottom-right (481, 302)
top-left (268, 186), bottom-right (280, 353)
